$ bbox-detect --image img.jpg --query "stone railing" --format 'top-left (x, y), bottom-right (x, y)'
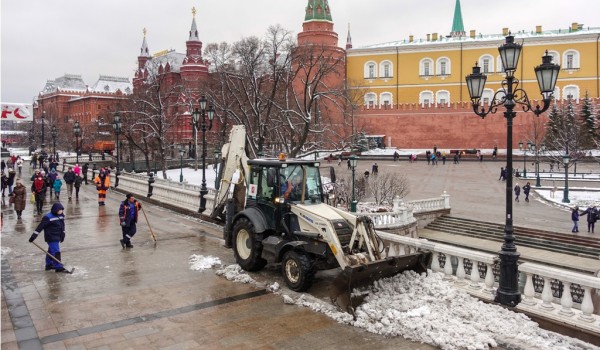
top-left (378, 232), bottom-right (600, 335)
top-left (407, 192), bottom-right (450, 213)
top-left (62, 155), bottom-right (108, 164)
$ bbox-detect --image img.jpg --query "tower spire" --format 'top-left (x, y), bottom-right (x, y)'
top-left (450, 0), bottom-right (465, 38)
top-left (305, 0), bottom-right (332, 22)
top-left (346, 23), bottom-right (352, 49)
top-left (140, 28), bottom-right (150, 57)
top-left (189, 7), bottom-right (199, 41)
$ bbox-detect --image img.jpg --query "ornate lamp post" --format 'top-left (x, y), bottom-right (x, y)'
top-left (179, 147), bottom-right (186, 183)
top-left (198, 95), bottom-right (215, 214)
top-left (214, 147), bottom-right (221, 190)
top-left (465, 34), bottom-right (560, 307)
top-left (535, 144), bottom-right (546, 187)
top-left (113, 113), bottom-right (122, 187)
top-left (562, 152), bottom-right (570, 203)
top-left (51, 125), bottom-right (58, 160)
top-left (518, 141), bottom-right (532, 177)
top-left (192, 107), bottom-right (200, 171)
top-left (349, 155), bottom-right (358, 212)
top-left (41, 111), bottom-right (46, 151)
top-left (73, 121), bottom-right (81, 164)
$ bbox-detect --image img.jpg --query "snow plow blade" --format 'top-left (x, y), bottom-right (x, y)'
top-left (329, 252), bottom-right (432, 315)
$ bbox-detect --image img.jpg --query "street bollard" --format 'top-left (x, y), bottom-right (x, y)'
top-left (148, 172), bottom-right (155, 198)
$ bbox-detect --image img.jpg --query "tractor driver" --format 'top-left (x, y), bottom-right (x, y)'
top-left (282, 175), bottom-right (303, 201)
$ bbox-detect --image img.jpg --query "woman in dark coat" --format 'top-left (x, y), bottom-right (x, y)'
top-left (11, 179), bottom-right (27, 219)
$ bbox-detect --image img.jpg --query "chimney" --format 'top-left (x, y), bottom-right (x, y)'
top-left (571, 22), bottom-right (578, 31)
top-left (470, 30), bottom-right (476, 39)
top-left (502, 27), bottom-right (509, 36)
top-left (409, 35), bottom-right (414, 43)
top-left (426, 34), bottom-right (431, 41)
top-left (432, 33), bottom-right (438, 41)
top-left (536, 25), bottom-right (542, 34)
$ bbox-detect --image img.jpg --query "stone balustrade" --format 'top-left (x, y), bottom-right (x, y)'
top-left (377, 232), bottom-right (600, 334)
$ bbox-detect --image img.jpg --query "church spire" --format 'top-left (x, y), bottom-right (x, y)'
top-left (189, 7), bottom-right (199, 41)
top-left (140, 28), bottom-right (150, 57)
top-left (450, 0), bottom-right (465, 37)
top-left (305, 0), bottom-right (332, 22)
top-left (346, 23), bottom-right (352, 49)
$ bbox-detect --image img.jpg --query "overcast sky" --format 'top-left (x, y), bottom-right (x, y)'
top-left (1, 0), bottom-right (598, 104)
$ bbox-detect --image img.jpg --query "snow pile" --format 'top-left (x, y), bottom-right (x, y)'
top-left (266, 282), bottom-right (280, 292)
top-left (215, 264), bottom-right (257, 284)
top-left (189, 255), bottom-right (222, 271)
top-left (1, 246), bottom-right (12, 258)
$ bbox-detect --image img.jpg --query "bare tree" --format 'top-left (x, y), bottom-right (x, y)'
top-left (367, 172), bottom-right (409, 206)
top-left (544, 99), bottom-right (586, 173)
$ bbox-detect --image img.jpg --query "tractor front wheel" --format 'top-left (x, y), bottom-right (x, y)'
top-left (281, 250), bottom-right (315, 292)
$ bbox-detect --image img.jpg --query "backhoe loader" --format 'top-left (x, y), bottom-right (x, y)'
top-left (211, 125), bottom-right (431, 313)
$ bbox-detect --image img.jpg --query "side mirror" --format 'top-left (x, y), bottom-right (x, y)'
top-left (329, 167), bottom-right (336, 183)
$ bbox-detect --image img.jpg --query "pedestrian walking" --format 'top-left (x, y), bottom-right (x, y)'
top-left (63, 167), bottom-right (76, 200)
top-left (16, 157), bottom-right (23, 177)
top-left (82, 163), bottom-right (89, 185)
top-left (94, 170), bottom-right (110, 206)
top-left (523, 182), bottom-right (531, 202)
top-left (47, 169), bottom-right (58, 197)
top-left (31, 172), bottom-right (47, 215)
top-left (28, 203), bottom-right (69, 272)
top-left (571, 206), bottom-right (580, 233)
top-left (453, 154), bottom-right (459, 164)
top-left (53, 176), bottom-right (63, 200)
top-left (11, 180), bottom-right (27, 220)
top-left (581, 205), bottom-right (598, 233)
top-left (74, 163), bottom-right (81, 177)
top-left (514, 183), bottom-right (521, 202)
top-left (372, 163), bottom-right (379, 175)
top-left (7, 168), bottom-right (16, 195)
top-left (442, 152), bottom-right (446, 165)
top-left (61, 159), bottom-right (66, 172)
top-left (119, 193), bottom-right (142, 249)
top-left (347, 158), bottom-right (351, 170)
top-left (74, 174), bottom-right (83, 200)
top-left (31, 153), bottom-right (38, 169)
top-left (426, 150), bottom-right (431, 165)
top-left (1, 173), bottom-right (7, 197)
top-left (91, 163), bottom-right (97, 181)
top-left (499, 167), bottom-right (505, 181)
top-left (1, 159), bottom-right (5, 173)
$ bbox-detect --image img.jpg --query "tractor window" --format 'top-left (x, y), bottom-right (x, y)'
top-left (258, 167), bottom-right (275, 201)
top-left (279, 165), bottom-right (323, 204)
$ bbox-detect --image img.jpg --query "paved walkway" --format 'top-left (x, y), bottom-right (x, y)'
top-left (1, 167), bottom-right (436, 349)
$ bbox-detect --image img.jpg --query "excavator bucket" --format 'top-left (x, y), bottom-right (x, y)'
top-left (329, 252), bottom-right (432, 315)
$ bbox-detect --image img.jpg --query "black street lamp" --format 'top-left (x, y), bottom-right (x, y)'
top-left (197, 95), bottom-right (215, 214)
top-left (113, 113), bottom-right (122, 187)
top-left (562, 152), bottom-right (570, 203)
top-left (51, 125), bottom-right (58, 160)
top-left (41, 111), bottom-right (46, 151)
top-left (535, 144), bottom-right (546, 187)
top-left (179, 147), bottom-right (186, 183)
top-left (518, 141), bottom-right (532, 177)
top-left (192, 108), bottom-right (200, 171)
top-left (349, 155), bottom-right (358, 212)
top-left (213, 147), bottom-right (221, 190)
top-left (73, 121), bottom-right (81, 164)
top-left (465, 34), bottom-right (560, 307)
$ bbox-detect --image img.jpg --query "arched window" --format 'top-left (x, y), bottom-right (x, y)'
top-left (379, 60), bottom-right (393, 78)
top-left (419, 91), bottom-right (434, 107)
top-left (436, 57), bottom-right (451, 76)
top-left (364, 61), bottom-right (377, 79)
top-left (478, 55), bottom-right (494, 74)
top-left (365, 92), bottom-right (377, 108)
top-left (563, 85), bottom-right (579, 100)
top-left (563, 50), bottom-right (580, 70)
top-left (436, 90), bottom-right (450, 106)
top-left (380, 92), bottom-right (393, 108)
top-left (547, 50), bottom-right (560, 66)
top-left (419, 58), bottom-right (434, 77)
top-left (481, 89), bottom-right (494, 105)
top-left (496, 55), bottom-right (504, 73)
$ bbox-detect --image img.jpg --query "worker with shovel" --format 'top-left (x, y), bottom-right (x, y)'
top-left (119, 193), bottom-right (142, 249)
top-left (28, 202), bottom-right (70, 273)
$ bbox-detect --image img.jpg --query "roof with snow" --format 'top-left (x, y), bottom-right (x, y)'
top-left (41, 74), bottom-right (86, 94)
top-left (89, 75), bottom-right (132, 94)
top-left (144, 50), bottom-right (186, 73)
top-left (357, 26), bottom-right (600, 50)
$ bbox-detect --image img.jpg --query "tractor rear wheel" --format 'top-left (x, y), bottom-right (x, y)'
top-left (232, 218), bottom-right (267, 271)
top-left (281, 250), bottom-right (315, 292)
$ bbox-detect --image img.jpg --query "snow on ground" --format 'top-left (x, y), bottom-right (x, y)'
top-left (213, 264), bottom-right (599, 350)
top-left (535, 188), bottom-right (600, 209)
top-left (188, 254), bottom-right (222, 271)
top-left (1, 246), bottom-right (12, 258)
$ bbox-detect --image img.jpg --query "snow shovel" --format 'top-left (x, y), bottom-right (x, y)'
top-left (329, 252), bottom-right (432, 316)
top-left (140, 206), bottom-right (157, 244)
top-left (30, 241), bottom-right (75, 274)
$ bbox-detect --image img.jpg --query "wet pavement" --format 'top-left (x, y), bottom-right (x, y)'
top-left (2, 161), bottom-right (598, 349)
top-left (1, 167), bottom-right (437, 349)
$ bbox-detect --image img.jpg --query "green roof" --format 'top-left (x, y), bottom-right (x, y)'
top-left (305, 0), bottom-right (332, 22)
top-left (451, 0), bottom-right (465, 34)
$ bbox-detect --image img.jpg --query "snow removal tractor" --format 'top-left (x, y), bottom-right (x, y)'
top-left (210, 125), bottom-right (431, 313)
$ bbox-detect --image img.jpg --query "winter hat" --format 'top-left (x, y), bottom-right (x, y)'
top-left (51, 202), bottom-right (64, 214)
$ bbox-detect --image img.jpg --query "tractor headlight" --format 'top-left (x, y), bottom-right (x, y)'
top-left (274, 196), bottom-right (286, 204)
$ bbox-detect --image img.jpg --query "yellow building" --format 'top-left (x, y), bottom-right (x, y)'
top-left (346, 1), bottom-right (600, 109)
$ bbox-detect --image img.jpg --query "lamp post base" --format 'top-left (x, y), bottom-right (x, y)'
top-left (494, 250), bottom-right (522, 307)
top-left (350, 200), bottom-right (357, 213)
top-left (535, 176), bottom-right (541, 187)
top-left (199, 187), bottom-right (208, 214)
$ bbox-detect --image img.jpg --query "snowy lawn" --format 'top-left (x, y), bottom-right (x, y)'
top-left (535, 188), bottom-right (600, 209)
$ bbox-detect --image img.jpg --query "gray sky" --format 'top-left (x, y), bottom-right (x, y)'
top-left (1, 0), bottom-right (598, 104)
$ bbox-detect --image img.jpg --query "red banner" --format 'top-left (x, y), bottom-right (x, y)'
top-left (1, 103), bottom-right (33, 121)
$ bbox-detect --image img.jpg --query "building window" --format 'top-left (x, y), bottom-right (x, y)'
top-left (562, 50), bottom-right (580, 70)
top-left (436, 57), bottom-right (451, 76)
top-left (436, 90), bottom-right (450, 106)
top-left (419, 91), bottom-right (434, 106)
top-left (479, 55), bottom-right (494, 74)
top-left (563, 85), bottom-right (579, 100)
top-left (365, 93), bottom-right (377, 108)
top-left (420, 58), bottom-right (434, 77)
top-left (547, 51), bottom-right (560, 66)
top-left (380, 92), bottom-right (393, 108)
top-left (364, 61), bottom-right (377, 79)
top-left (440, 61), bottom-right (446, 75)
top-left (379, 60), bottom-right (393, 78)
top-left (482, 89), bottom-right (494, 105)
